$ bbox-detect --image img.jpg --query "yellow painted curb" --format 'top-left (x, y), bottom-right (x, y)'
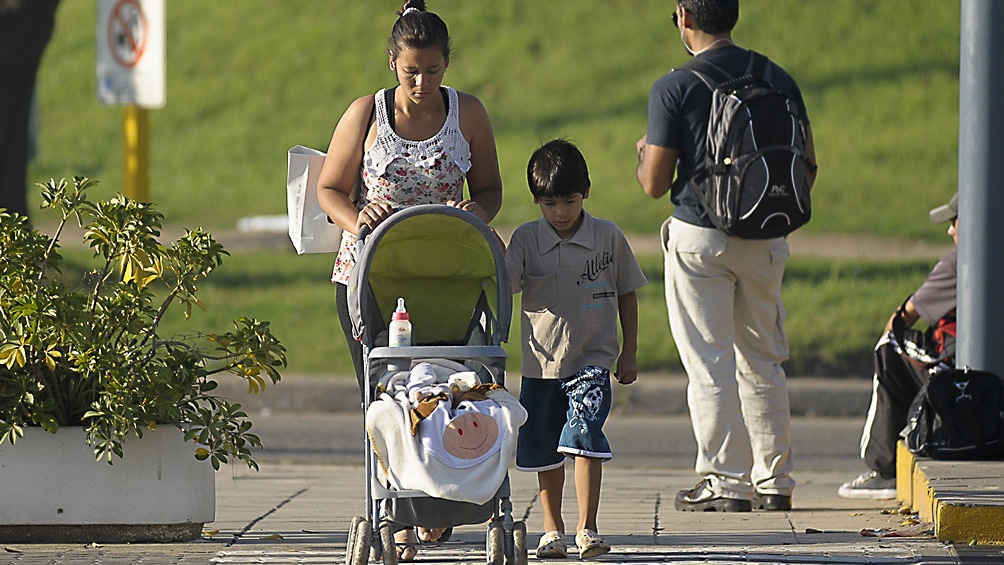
top-left (936, 503), bottom-right (1004, 545)
top-left (895, 441), bottom-right (913, 504)
top-left (897, 440), bottom-right (1004, 544)
top-left (912, 460), bottom-right (935, 522)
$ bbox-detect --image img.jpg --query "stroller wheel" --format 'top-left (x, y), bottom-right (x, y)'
top-left (487, 520), bottom-right (505, 565)
top-left (346, 517), bottom-right (371, 565)
top-left (509, 521), bottom-right (528, 565)
top-left (379, 523), bottom-right (399, 565)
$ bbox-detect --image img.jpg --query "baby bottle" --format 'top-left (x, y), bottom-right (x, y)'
top-left (389, 297), bottom-right (412, 347)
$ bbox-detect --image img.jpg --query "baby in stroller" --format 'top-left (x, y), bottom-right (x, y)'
top-left (366, 360), bottom-right (526, 505)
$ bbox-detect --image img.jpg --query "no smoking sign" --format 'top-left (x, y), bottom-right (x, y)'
top-left (109, 0), bottom-right (148, 68)
top-left (97, 0), bottom-right (164, 107)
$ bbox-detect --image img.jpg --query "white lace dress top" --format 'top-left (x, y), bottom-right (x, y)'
top-left (331, 86), bottom-right (472, 284)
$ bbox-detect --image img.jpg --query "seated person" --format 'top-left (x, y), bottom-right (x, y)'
top-left (838, 192), bottom-right (958, 499)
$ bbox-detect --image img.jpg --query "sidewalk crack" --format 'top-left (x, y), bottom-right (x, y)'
top-left (520, 494), bottom-right (537, 523)
top-left (226, 487), bottom-right (309, 547)
top-left (652, 493), bottom-right (663, 544)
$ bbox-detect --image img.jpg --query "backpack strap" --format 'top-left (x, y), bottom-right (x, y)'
top-left (749, 51), bottom-right (771, 84)
top-left (679, 50), bottom-right (770, 90)
top-left (680, 56), bottom-right (729, 89)
top-left (891, 295), bottom-right (911, 351)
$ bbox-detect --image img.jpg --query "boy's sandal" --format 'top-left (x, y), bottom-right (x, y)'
top-left (575, 529), bottom-right (611, 560)
top-left (535, 530), bottom-right (567, 559)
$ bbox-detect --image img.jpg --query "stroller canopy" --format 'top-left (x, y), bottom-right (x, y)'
top-left (348, 205), bottom-right (511, 347)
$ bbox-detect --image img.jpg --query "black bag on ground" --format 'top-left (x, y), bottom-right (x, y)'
top-left (682, 51), bottom-right (814, 239)
top-left (904, 366), bottom-right (1004, 460)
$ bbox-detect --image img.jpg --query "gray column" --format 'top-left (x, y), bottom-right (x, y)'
top-left (957, 0), bottom-right (1004, 375)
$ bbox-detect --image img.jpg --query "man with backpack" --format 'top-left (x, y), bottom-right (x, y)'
top-left (635, 0), bottom-right (817, 512)
top-left (838, 193), bottom-right (959, 499)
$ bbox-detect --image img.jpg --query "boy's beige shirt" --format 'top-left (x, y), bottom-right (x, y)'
top-left (507, 210), bottom-right (647, 379)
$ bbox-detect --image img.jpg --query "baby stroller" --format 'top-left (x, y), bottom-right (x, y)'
top-left (345, 205), bottom-right (528, 565)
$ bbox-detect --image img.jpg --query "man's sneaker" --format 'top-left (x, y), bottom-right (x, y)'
top-left (675, 479), bottom-right (752, 512)
top-left (753, 493), bottom-right (792, 511)
top-left (837, 471), bottom-right (897, 500)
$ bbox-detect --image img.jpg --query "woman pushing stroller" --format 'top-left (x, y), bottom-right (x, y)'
top-left (316, 1), bottom-right (503, 559)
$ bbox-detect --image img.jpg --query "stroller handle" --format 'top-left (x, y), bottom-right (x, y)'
top-left (354, 207), bottom-right (408, 256)
top-left (355, 204), bottom-right (485, 255)
top-left (354, 225), bottom-right (368, 260)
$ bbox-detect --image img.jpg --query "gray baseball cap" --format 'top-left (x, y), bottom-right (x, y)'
top-left (929, 192), bottom-right (958, 224)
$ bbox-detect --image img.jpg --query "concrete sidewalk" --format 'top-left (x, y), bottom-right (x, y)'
top-left (212, 372), bottom-right (1004, 547)
top-left (3, 374), bottom-right (1000, 563)
top-left (0, 463), bottom-right (966, 564)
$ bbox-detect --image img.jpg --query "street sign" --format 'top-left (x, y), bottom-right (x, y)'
top-left (96, 0), bottom-right (165, 108)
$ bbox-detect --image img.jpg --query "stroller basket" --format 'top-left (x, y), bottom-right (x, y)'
top-left (383, 496), bottom-right (494, 530)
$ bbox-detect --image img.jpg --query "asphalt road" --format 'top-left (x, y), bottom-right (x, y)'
top-left (248, 411), bottom-right (869, 476)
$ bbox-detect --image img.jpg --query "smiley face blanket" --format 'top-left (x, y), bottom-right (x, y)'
top-left (365, 362), bottom-right (527, 504)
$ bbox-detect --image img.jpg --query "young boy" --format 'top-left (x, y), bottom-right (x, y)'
top-left (506, 139), bottom-right (647, 559)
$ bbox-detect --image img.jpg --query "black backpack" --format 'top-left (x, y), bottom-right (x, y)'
top-left (903, 366), bottom-right (1004, 460)
top-left (682, 52), bottom-right (814, 239)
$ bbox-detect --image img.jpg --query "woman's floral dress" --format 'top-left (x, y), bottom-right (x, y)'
top-left (331, 86), bottom-right (471, 284)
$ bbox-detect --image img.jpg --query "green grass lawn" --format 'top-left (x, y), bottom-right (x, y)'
top-left (30, 0), bottom-right (960, 239)
top-left (120, 248), bottom-right (928, 379)
top-left (27, 0), bottom-right (959, 378)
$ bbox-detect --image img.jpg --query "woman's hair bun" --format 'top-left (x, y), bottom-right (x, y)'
top-left (398, 0), bottom-right (426, 16)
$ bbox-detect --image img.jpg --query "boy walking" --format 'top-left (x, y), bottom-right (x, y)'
top-left (506, 139), bottom-right (647, 559)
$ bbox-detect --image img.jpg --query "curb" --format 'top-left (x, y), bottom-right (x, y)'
top-left (896, 441), bottom-right (1004, 544)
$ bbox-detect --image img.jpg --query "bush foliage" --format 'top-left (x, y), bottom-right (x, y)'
top-left (0, 177), bottom-right (286, 469)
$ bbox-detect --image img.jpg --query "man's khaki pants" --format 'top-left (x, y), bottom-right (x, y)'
top-left (662, 218), bottom-right (795, 498)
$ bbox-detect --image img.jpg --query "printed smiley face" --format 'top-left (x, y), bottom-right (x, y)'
top-left (442, 411), bottom-right (499, 460)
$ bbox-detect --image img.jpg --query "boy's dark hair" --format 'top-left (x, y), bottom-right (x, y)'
top-left (678, 0), bottom-right (739, 35)
top-left (527, 139), bottom-right (590, 199)
top-left (389, 0), bottom-right (452, 60)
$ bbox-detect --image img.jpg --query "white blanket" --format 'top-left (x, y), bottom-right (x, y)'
top-left (365, 362), bottom-right (527, 504)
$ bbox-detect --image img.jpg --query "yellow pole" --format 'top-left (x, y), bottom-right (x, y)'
top-left (123, 105), bottom-right (150, 201)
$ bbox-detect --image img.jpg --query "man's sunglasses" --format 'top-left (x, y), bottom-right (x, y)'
top-left (672, 11), bottom-right (678, 28)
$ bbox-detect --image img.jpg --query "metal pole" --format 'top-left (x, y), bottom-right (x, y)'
top-left (123, 105), bottom-right (149, 202)
top-left (958, 0), bottom-right (1004, 375)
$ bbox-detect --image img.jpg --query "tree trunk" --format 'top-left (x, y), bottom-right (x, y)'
top-left (0, 0), bottom-right (61, 220)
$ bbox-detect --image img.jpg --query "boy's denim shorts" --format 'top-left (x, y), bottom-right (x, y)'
top-left (515, 366), bottom-right (612, 472)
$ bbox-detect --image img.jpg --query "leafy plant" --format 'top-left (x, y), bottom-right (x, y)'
top-left (0, 177), bottom-right (286, 470)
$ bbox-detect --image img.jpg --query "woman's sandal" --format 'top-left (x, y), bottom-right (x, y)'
top-left (575, 529), bottom-right (610, 560)
top-left (535, 530), bottom-right (567, 559)
top-left (396, 526), bottom-right (452, 561)
top-left (417, 526), bottom-right (452, 543)
top-left (394, 528), bottom-right (419, 562)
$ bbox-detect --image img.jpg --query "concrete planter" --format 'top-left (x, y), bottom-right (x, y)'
top-left (0, 426), bottom-right (215, 543)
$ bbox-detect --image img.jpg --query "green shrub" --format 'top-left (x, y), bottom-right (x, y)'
top-left (0, 177), bottom-right (286, 469)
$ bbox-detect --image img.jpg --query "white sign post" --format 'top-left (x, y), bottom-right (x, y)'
top-left (96, 0), bottom-right (164, 201)
top-left (96, 0), bottom-right (165, 108)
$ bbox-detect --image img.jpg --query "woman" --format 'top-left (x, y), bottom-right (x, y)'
top-left (316, 1), bottom-right (503, 560)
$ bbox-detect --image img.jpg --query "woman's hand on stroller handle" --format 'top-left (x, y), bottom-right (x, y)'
top-left (355, 201), bottom-right (395, 233)
top-left (446, 199), bottom-right (488, 223)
